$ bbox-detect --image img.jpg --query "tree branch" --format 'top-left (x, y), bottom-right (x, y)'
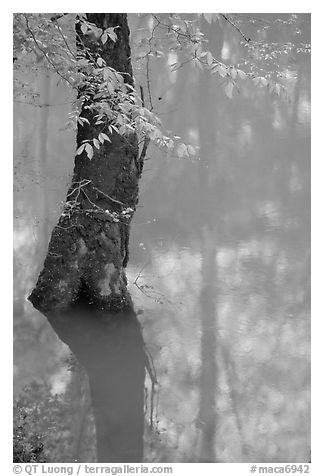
top-left (52, 18), bottom-right (78, 61)
top-left (92, 185), bottom-right (128, 207)
top-left (136, 86), bottom-right (151, 173)
top-left (23, 14), bottom-right (76, 89)
top-left (221, 13), bottom-right (251, 43)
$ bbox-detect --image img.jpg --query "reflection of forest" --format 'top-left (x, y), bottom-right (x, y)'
top-left (14, 14), bottom-right (310, 462)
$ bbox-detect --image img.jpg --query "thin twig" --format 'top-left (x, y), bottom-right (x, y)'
top-left (23, 14), bottom-right (75, 89)
top-left (145, 56), bottom-right (154, 112)
top-left (14, 99), bottom-right (73, 107)
top-left (221, 13), bottom-right (251, 43)
top-left (134, 257), bottom-right (150, 286)
top-left (139, 15), bottom-right (159, 113)
top-left (55, 223), bottom-right (84, 230)
top-left (48, 251), bottom-right (63, 257)
top-left (139, 85), bottom-right (145, 108)
top-left (137, 85), bottom-right (151, 170)
top-left (92, 186), bottom-right (128, 207)
top-left (139, 137), bottom-right (150, 161)
top-left (53, 19), bottom-right (78, 61)
top-left (152, 14), bottom-right (200, 45)
top-left (81, 188), bottom-right (101, 210)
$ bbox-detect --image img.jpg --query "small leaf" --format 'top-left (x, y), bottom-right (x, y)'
top-left (103, 68), bottom-right (111, 81)
top-left (115, 72), bottom-right (124, 84)
top-left (225, 82), bottom-right (234, 99)
top-left (237, 69), bottom-right (247, 80)
top-left (76, 144), bottom-right (86, 155)
top-left (177, 143), bottom-right (187, 158)
top-left (107, 82), bottom-right (115, 94)
top-left (167, 139), bottom-right (174, 150)
top-left (217, 64), bottom-right (227, 78)
top-left (101, 32), bottom-right (108, 45)
top-left (87, 24), bottom-right (102, 38)
top-left (230, 68), bottom-right (238, 79)
top-left (206, 51), bottom-right (213, 66)
top-left (107, 28), bottom-right (117, 42)
top-left (85, 143), bottom-right (93, 160)
top-left (78, 116), bottom-right (90, 125)
top-left (116, 114), bottom-right (124, 125)
top-left (101, 132), bottom-right (110, 142)
top-left (187, 145), bottom-right (196, 155)
top-left (80, 23), bottom-right (88, 34)
top-left (93, 138), bottom-right (100, 149)
top-left (97, 57), bottom-right (104, 67)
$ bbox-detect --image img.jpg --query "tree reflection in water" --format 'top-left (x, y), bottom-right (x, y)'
top-left (45, 296), bottom-right (146, 462)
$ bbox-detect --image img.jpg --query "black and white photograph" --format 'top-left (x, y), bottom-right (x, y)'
top-left (13, 8), bottom-right (311, 469)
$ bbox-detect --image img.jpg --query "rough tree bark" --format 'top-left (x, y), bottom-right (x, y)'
top-left (29, 13), bottom-right (143, 313)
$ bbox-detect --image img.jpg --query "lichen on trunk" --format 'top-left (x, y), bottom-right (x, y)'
top-left (29, 13), bottom-right (143, 313)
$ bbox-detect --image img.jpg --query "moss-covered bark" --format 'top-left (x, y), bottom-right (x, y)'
top-left (29, 14), bottom-right (142, 313)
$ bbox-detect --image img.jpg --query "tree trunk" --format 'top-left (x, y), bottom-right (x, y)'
top-left (27, 12), bottom-right (147, 463)
top-left (29, 13), bottom-right (141, 313)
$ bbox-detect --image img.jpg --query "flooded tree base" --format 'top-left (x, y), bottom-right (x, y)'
top-left (28, 211), bottom-right (132, 313)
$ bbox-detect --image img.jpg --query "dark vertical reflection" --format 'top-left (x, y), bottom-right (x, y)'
top-left (45, 299), bottom-right (146, 462)
top-left (194, 19), bottom-right (223, 461)
top-left (197, 227), bottom-right (217, 462)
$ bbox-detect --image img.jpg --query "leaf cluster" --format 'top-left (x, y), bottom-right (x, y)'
top-left (13, 13), bottom-right (310, 161)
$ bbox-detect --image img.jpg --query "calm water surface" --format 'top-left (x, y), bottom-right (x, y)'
top-left (13, 14), bottom-right (310, 462)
